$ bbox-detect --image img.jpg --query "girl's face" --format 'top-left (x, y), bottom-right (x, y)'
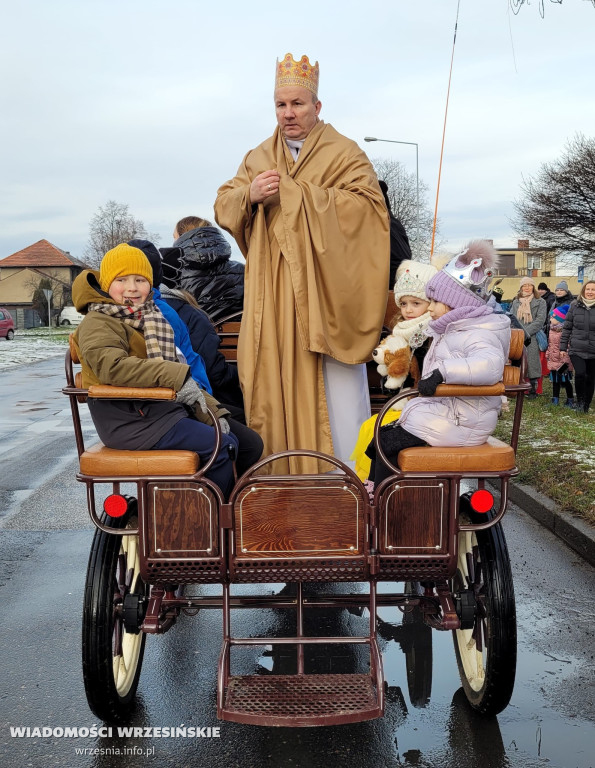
top-left (521, 283), bottom-right (534, 296)
top-left (108, 274), bottom-right (151, 308)
top-left (583, 282), bottom-right (595, 300)
top-left (428, 299), bottom-right (452, 320)
top-left (399, 295), bottom-right (430, 320)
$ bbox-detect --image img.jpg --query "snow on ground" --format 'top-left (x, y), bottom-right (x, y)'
top-left (0, 334), bottom-right (68, 371)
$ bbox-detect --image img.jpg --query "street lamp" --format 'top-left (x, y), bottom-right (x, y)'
top-left (364, 136), bottom-right (420, 254)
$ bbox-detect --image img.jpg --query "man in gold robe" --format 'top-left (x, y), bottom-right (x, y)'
top-left (214, 53), bottom-right (389, 473)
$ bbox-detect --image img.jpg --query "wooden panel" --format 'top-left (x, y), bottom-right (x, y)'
top-left (148, 482), bottom-right (218, 556)
top-left (234, 481), bottom-right (364, 558)
top-left (216, 320), bottom-right (241, 363)
top-left (380, 480), bottom-right (448, 554)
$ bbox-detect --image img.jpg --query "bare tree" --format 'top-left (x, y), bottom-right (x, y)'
top-left (372, 157), bottom-right (440, 261)
top-left (511, 134), bottom-right (595, 270)
top-left (509, 0), bottom-right (594, 18)
top-left (84, 200), bottom-right (160, 268)
top-left (24, 269), bottom-right (72, 325)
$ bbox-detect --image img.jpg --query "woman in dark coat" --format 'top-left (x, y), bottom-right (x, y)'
top-left (560, 280), bottom-right (595, 413)
top-left (166, 216), bottom-right (244, 322)
top-left (510, 276), bottom-right (548, 399)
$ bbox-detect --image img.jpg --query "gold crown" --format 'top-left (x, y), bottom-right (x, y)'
top-left (275, 53), bottom-right (319, 96)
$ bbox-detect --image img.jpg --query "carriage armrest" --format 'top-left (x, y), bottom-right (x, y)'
top-left (433, 383), bottom-right (505, 397)
top-left (87, 384), bottom-right (177, 400)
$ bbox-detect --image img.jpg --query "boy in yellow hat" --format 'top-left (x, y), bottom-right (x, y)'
top-left (72, 243), bottom-right (262, 497)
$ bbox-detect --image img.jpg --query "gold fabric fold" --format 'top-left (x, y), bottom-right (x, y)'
top-left (215, 122), bottom-right (389, 472)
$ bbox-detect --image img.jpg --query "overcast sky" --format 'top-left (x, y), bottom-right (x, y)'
top-left (1, 0), bottom-right (594, 263)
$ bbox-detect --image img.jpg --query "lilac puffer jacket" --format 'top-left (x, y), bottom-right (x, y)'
top-left (398, 311), bottom-right (511, 447)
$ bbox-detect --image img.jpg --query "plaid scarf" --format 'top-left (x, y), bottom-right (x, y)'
top-left (88, 299), bottom-right (178, 362)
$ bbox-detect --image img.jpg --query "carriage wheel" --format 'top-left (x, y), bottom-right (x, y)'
top-left (82, 514), bottom-right (146, 723)
top-left (451, 502), bottom-right (516, 716)
top-left (403, 582), bottom-right (433, 708)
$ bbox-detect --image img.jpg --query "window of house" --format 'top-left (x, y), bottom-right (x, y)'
top-left (527, 254), bottom-right (542, 270)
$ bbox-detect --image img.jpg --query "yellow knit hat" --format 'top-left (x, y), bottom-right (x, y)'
top-left (99, 244), bottom-right (153, 293)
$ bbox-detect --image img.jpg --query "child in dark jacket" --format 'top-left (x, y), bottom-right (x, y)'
top-left (73, 244), bottom-right (262, 497)
top-left (546, 304), bottom-right (574, 407)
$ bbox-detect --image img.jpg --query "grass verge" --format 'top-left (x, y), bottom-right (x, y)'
top-left (15, 327), bottom-right (71, 343)
top-left (494, 377), bottom-right (595, 526)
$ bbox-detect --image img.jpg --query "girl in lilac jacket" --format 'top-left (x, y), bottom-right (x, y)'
top-left (367, 240), bottom-right (510, 487)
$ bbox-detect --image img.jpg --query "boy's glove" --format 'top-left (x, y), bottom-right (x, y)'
top-left (176, 378), bottom-right (208, 413)
top-left (219, 417), bottom-right (231, 434)
top-left (417, 369), bottom-right (444, 397)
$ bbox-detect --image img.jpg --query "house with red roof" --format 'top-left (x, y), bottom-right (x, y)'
top-left (0, 240), bottom-right (88, 328)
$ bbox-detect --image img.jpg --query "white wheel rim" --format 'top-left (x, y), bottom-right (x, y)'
top-left (454, 531), bottom-right (486, 693)
top-left (112, 528), bottom-right (143, 696)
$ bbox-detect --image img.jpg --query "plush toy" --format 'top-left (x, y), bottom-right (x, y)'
top-left (372, 334), bottom-right (417, 390)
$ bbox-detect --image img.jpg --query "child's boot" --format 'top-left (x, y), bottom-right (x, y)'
top-left (564, 398), bottom-right (574, 408)
top-left (551, 397), bottom-right (559, 406)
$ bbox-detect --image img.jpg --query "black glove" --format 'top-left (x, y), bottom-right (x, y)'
top-left (417, 369), bottom-right (444, 397)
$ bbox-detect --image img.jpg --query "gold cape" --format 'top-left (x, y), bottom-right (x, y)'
top-left (215, 121), bottom-right (389, 473)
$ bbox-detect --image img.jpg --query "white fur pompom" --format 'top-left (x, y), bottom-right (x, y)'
top-left (457, 239), bottom-right (499, 272)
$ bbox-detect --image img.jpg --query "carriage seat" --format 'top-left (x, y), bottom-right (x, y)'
top-left (79, 443), bottom-right (199, 477)
top-left (397, 436), bottom-right (515, 473)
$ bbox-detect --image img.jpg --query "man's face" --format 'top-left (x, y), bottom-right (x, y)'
top-left (537, 288), bottom-right (546, 296)
top-left (275, 86), bottom-right (321, 140)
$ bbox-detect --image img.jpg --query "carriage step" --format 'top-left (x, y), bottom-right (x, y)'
top-left (220, 673), bottom-right (383, 726)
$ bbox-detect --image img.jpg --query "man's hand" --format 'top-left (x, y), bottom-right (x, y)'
top-left (417, 369), bottom-right (444, 397)
top-left (250, 170), bottom-right (281, 204)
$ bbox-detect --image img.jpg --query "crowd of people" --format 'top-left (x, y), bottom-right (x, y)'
top-left (509, 276), bottom-right (595, 413)
top-left (71, 51), bottom-right (594, 499)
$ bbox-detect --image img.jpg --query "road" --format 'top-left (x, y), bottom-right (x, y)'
top-left (0, 356), bottom-right (594, 768)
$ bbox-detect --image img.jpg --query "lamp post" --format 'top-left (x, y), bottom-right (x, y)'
top-left (364, 136), bottom-right (420, 254)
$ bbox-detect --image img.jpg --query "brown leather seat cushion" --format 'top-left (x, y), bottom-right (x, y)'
top-left (79, 443), bottom-right (199, 477)
top-left (398, 436), bottom-right (515, 472)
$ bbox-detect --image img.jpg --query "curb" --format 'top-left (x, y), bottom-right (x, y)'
top-left (506, 482), bottom-right (595, 568)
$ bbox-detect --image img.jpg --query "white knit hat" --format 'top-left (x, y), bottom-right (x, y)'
top-left (394, 260), bottom-right (438, 302)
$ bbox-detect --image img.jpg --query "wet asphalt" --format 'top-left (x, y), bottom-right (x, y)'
top-left (0, 356), bottom-right (594, 768)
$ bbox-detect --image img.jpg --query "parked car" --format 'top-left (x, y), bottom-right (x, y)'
top-left (0, 307), bottom-right (15, 339)
top-left (59, 306), bottom-right (84, 326)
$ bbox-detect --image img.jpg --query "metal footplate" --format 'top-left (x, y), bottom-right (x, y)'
top-left (220, 671), bottom-right (383, 726)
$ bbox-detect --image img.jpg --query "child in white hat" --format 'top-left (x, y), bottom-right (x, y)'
top-left (352, 260), bottom-right (437, 485)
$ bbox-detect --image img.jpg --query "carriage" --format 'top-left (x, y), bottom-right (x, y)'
top-left (63, 309), bottom-right (528, 727)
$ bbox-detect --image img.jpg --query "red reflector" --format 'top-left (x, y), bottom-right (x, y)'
top-left (469, 489), bottom-right (493, 514)
top-left (104, 494), bottom-right (128, 518)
